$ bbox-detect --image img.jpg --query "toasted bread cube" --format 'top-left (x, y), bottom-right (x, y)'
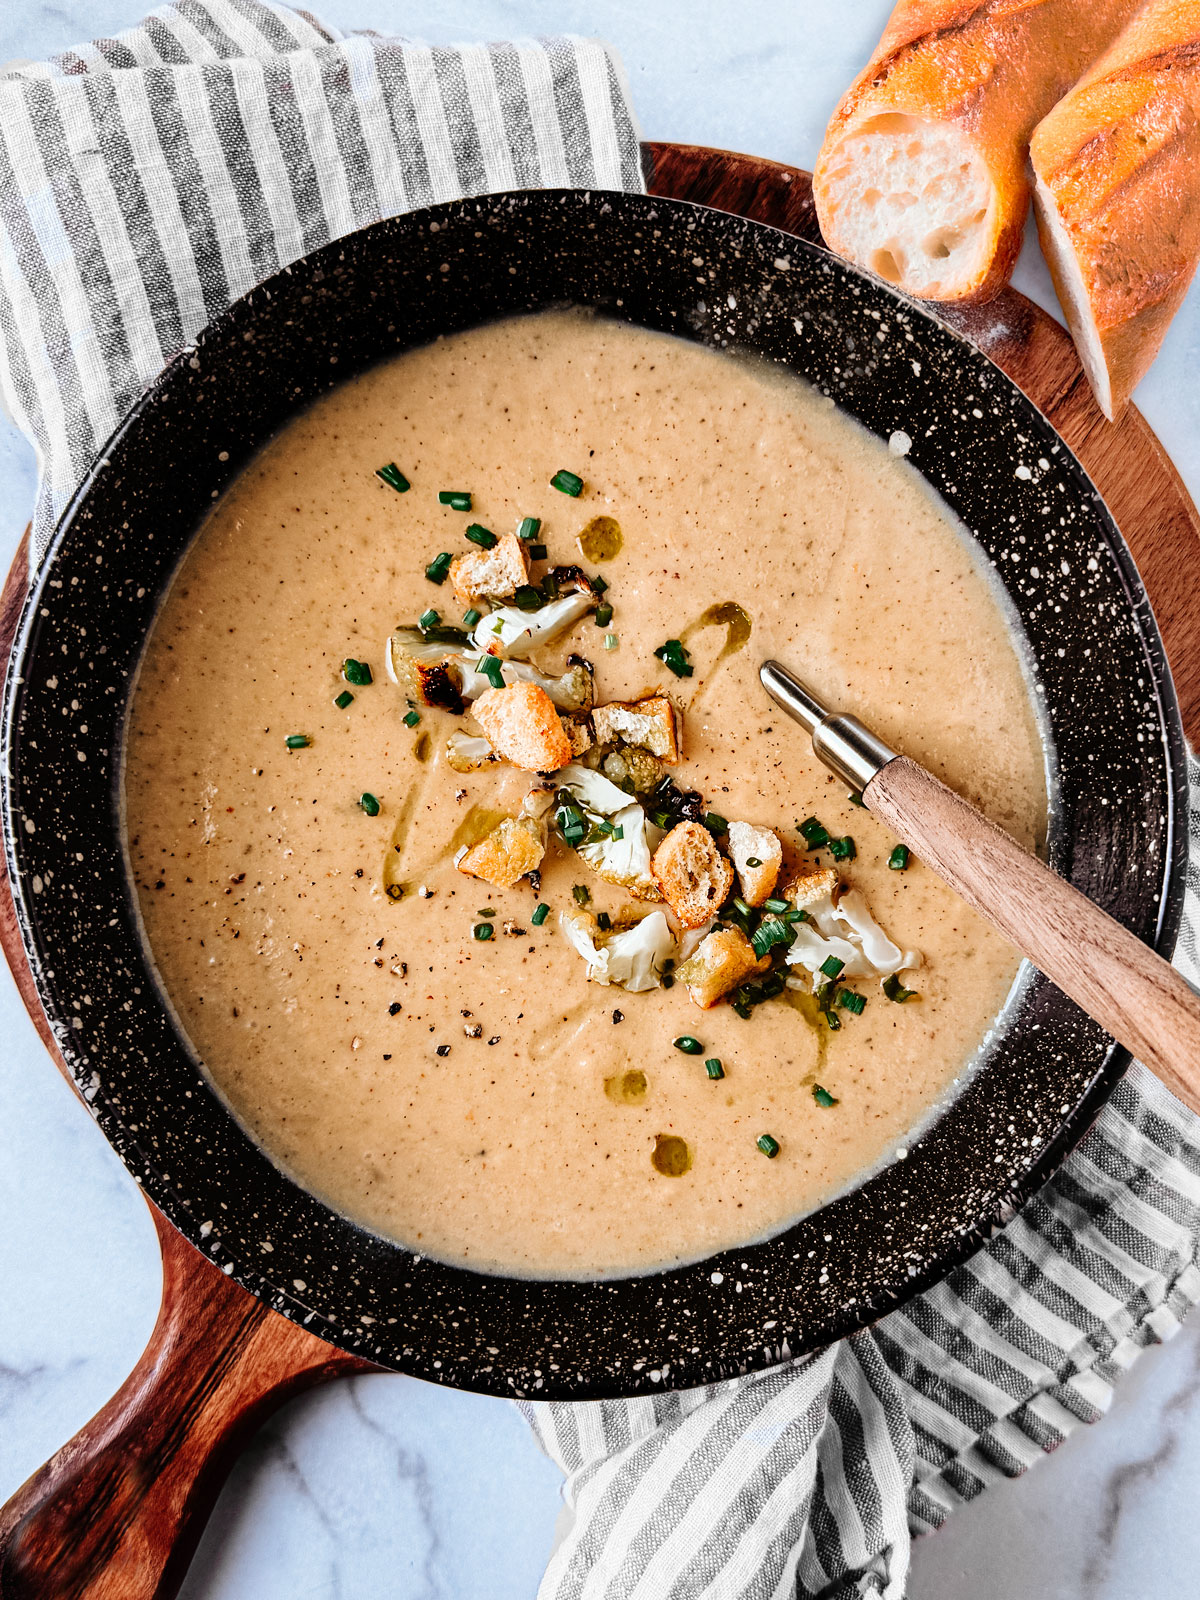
top-left (563, 717), bottom-right (593, 759)
top-left (786, 867), bottom-right (840, 910)
top-left (677, 927), bottom-right (768, 1008)
top-left (450, 531), bottom-right (530, 604)
top-left (727, 821), bottom-right (782, 906)
top-left (473, 682), bottom-right (573, 772)
top-left (591, 695), bottom-right (680, 762)
top-left (456, 817), bottom-right (544, 889)
top-left (651, 820), bottom-right (734, 929)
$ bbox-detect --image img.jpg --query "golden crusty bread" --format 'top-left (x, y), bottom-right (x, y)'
top-left (1030, 0), bottom-right (1200, 420)
top-left (813, 0), bottom-right (1142, 303)
top-left (472, 682), bottom-right (572, 772)
top-left (651, 821), bottom-right (734, 929)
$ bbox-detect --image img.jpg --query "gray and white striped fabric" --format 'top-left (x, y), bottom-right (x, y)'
top-left (2, 7), bottom-right (1199, 1598)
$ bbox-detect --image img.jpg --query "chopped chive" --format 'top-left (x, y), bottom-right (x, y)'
top-left (334, 690), bottom-right (354, 710)
top-left (733, 897), bottom-right (753, 919)
top-left (799, 817), bottom-right (830, 848)
top-left (551, 469), bottom-right (583, 497)
top-left (439, 491), bottom-right (472, 510)
top-left (889, 845), bottom-right (911, 871)
top-left (705, 1057), bottom-right (725, 1080)
top-left (343, 658), bottom-right (373, 686)
top-left (819, 955), bottom-right (845, 979)
top-left (376, 462), bottom-right (410, 493)
top-left (838, 989), bottom-right (866, 1015)
top-left (476, 655), bottom-right (505, 690)
top-left (751, 916), bottom-right (792, 958)
top-left (704, 812), bottom-right (728, 836)
top-left (473, 922), bottom-right (493, 941)
top-left (595, 603), bottom-right (613, 628)
top-left (746, 856), bottom-right (762, 868)
top-left (848, 790), bottom-right (866, 807)
top-left (359, 791), bottom-right (380, 816)
top-left (650, 809), bottom-right (674, 829)
top-left (813, 1084), bottom-right (839, 1108)
top-left (592, 574), bottom-right (609, 594)
top-left (573, 884), bottom-right (591, 906)
top-left (757, 1133), bottom-right (780, 1158)
top-left (477, 907), bottom-right (496, 916)
top-left (403, 710), bottom-right (420, 728)
top-left (418, 608), bottom-right (440, 631)
top-left (829, 835), bottom-right (856, 862)
top-left (425, 551), bottom-right (453, 584)
top-left (514, 585), bottom-right (543, 612)
top-left (825, 1010), bottom-right (841, 1031)
top-left (604, 633), bottom-right (619, 651)
top-left (673, 1035), bottom-right (704, 1055)
top-left (541, 571), bottom-right (560, 600)
top-left (597, 911), bottom-right (612, 931)
top-left (784, 906), bottom-right (809, 923)
top-left (654, 638), bottom-right (694, 678)
top-left (518, 516), bottom-right (541, 541)
top-left (465, 523), bottom-right (497, 550)
top-left (884, 974), bottom-right (918, 1003)
top-left (764, 896), bottom-right (790, 914)
top-left (527, 543), bottom-right (548, 562)
top-left (612, 825), bottom-right (624, 841)
top-left (462, 607), bottom-right (482, 627)
top-left (531, 903), bottom-right (550, 927)
top-left (285, 733), bottom-right (311, 749)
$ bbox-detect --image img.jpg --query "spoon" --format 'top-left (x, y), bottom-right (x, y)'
top-left (760, 659), bottom-right (1200, 1115)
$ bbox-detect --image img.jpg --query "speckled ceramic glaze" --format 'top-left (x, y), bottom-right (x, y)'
top-left (1, 191), bottom-right (1186, 1399)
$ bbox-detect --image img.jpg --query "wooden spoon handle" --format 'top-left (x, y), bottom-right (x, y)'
top-left (864, 755), bottom-right (1200, 1113)
top-left (0, 1215), bottom-right (370, 1600)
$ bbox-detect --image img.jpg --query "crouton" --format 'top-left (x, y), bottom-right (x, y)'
top-left (727, 821), bottom-right (783, 906)
top-left (676, 927), bottom-right (768, 1008)
top-left (591, 695), bottom-right (680, 763)
top-left (786, 867), bottom-right (840, 910)
top-left (456, 817), bottom-right (544, 889)
top-left (563, 717), bottom-right (593, 759)
top-left (450, 531), bottom-right (530, 604)
top-left (651, 820), bottom-right (734, 929)
top-left (472, 682), bottom-right (572, 772)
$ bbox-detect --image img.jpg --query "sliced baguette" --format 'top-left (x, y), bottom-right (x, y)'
top-left (1030, 0), bottom-right (1200, 420)
top-left (813, 0), bottom-right (1142, 303)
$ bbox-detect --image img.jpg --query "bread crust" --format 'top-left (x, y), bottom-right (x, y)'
top-left (814, 0), bottom-right (1143, 302)
top-left (1030, 0), bottom-right (1200, 418)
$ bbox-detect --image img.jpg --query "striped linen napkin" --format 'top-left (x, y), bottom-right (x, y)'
top-left (2, 7), bottom-right (1199, 1598)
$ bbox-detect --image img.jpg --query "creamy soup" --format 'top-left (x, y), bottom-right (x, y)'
top-left (124, 311), bottom-right (1045, 1278)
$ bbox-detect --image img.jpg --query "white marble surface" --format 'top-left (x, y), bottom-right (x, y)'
top-left (3, 2), bottom-right (1200, 1596)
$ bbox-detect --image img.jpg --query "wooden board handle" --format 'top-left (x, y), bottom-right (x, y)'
top-left (865, 756), bottom-right (1200, 1113)
top-left (0, 1215), bottom-right (369, 1600)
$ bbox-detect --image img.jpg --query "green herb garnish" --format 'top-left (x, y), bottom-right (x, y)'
top-left (514, 585), bottom-right (543, 612)
top-left (473, 922), bottom-right (493, 941)
top-left (750, 916), bottom-right (792, 958)
top-left (757, 1134), bottom-right (780, 1158)
top-left (654, 638), bottom-right (693, 678)
top-left (837, 989), bottom-right (866, 1015)
top-left (477, 655), bottom-right (505, 690)
top-left (799, 817), bottom-right (830, 848)
top-left (376, 463), bottom-right (410, 493)
top-left (477, 907), bottom-right (496, 916)
top-left (889, 845), bottom-right (911, 871)
top-left (848, 790), bottom-right (865, 808)
top-left (343, 658), bottom-right (373, 686)
top-left (764, 896), bottom-right (790, 914)
top-left (531, 903), bottom-right (550, 927)
top-left (705, 1057), bottom-right (725, 1080)
top-left (829, 835), bottom-right (856, 862)
top-left (418, 609), bottom-right (440, 631)
top-left (462, 607), bottom-right (482, 627)
top-left (572, 884), bottom-right (591, 906)
top-left (465, 523), bottom-right (497, 550)
top-left (403, 710), bottom-right (420, 728)
top-left (673, 1035), bottom-right (704, 1055)
top-left (334, 690), bottom-right (354, 710)
top-left (704, 812), bottom-right (728, 837)
top-left (439, 491), bottom-right (471, 510)
top-left (746, 856), bottom-right (762, 868)
top-left (359, 792), bottom-right (380, 816)
top-left (425, 552), bottom-right (453, 584)
top-left (595, 603), bottom-right (613, 628)
top-left (812, 1084), bottom-right (838, 1108)
top-left (604, 633), bottom-right (619, 651)
top-left (285, 733), bottom-right (311, 750)
top-left (551, 469), bottom-right (583, 497)
top-left (819, 955), bottom-right (845, 980)
top-left (518, 517), bottom-right (541, 541)
top-left (884, 974), bottom-right (918, 1003)
top-left (529, 543), bottom-right (548, 561)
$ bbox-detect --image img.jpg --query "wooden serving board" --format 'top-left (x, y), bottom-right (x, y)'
top-left (2, 142), bottom-right (1199, 1600)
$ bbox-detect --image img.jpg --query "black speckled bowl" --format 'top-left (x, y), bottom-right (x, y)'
top-left (1, 190), bottom-right (1186, 1399)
